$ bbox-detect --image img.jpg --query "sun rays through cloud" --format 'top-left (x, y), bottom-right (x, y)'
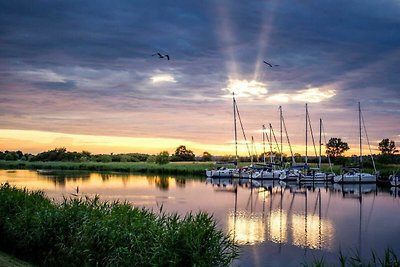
top-left (222, 78), bottom-right (268, 98)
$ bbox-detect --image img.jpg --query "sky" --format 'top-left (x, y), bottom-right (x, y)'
top-left (0, 0), bottom-right (399, 157)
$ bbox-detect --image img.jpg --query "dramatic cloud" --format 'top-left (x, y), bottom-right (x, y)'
top-left (0, 0), bottom-right (399, 155)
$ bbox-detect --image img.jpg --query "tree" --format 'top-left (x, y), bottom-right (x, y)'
top-left (202, 151), bottom-right (212, 162)
top-left (155, 151), bottom-right (170, 165)
top-left (172, 145), bottom-right (195, 161)
top-left (378, 139), bottom-right (398, 154)
top-left (326, 138), bottom-right (350, 158)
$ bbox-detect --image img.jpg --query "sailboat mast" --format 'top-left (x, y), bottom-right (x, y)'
top-left (305, 103), bottom-right (308, 165)
top-left (359, 102), bottom-right (362, 169)
top-left (262, 125), bottom-right (266, 164)
top-left (319, 118), bottom-right (322, 168)
top-left (279, 106), bottom-right (283, 164)
top-left (233, 93), bottom-right (238, 165)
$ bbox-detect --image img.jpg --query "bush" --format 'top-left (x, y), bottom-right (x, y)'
top-left (0, 184), bottom-right (239, 266)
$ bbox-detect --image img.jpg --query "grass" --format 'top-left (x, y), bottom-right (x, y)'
top-left (0, 160), bottom-right (215, 176)
top-left (304, 248), bottom-right (400, 267)
top-left (0, 183), bottom-right (239, 267)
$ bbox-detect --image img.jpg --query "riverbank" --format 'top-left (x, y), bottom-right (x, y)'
top-left (0, 160), bottom-right (397, 177)
top-left (0, 160), bottom-right (215, 175)
top-left (0, 183), bottom-right (238, 266)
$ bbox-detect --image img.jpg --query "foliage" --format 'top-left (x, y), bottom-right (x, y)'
top-left (0, 183), bottom-right (239, 267)
top-left (202, 151), bottom-right (212, 161)
top-left (155, 151), bottom-right (170, 165)
top-left (0, 160), bottom-right (216, 175)
top-left (171, 145), bottom-right (195, 161)
top-left (326, 138), bottom-right (350, 158)
top-left (378, 139), bottom-right (399, 155)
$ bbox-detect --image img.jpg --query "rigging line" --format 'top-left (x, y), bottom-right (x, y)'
top-left (234, 100), bottom-right (252, 158)
top-left (270, 124), bottom-right (281, 155)
top-left (360, 109), bottom-right (377, 173)
top-left (282, 115), bottom-right (295, 163)
top-left (264, 125), bottom-right (274, 164)
top-left (307, 109), bottom-right (319, 159)
top-left (321, 121), bottom-right (334, 174)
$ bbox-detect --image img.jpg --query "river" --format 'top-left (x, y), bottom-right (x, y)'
top-left (1, 170), bottom-right (399, 266)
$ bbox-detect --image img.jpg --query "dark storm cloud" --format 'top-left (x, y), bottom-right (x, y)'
top-left (0, 0), bottom-right (399, 147)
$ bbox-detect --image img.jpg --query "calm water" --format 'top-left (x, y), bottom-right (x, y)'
top-left (1, 170), bottom-right (400, 266)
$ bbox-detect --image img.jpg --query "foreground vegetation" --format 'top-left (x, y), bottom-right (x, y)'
top-left (0, 160), bottom-right (215, 175)
top-left (0, 251), bottom-right (33, 267)
top-left (0, 183), bottom-right (239, 267)
top-left (306, 248), bottom-right (400, 267)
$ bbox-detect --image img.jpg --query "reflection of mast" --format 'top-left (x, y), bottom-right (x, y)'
top-left (233, 182), bottom-right (238, 243)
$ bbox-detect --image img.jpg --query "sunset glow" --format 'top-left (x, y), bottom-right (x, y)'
top-left (0, 0), bottom-right (398, 156)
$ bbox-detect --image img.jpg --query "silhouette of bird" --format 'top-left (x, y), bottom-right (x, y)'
top-left (152, 52), bottom-right (170, 60)
top-left (263, 61), bottom-right (279, 67)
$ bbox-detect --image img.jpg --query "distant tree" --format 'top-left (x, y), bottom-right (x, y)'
top-left (172, 145), bottom-right (195, 161)
top-left (202, 151), bottom-right (212, 162)
top-left (378, 139), bottom-right (398, 154)
top-left (146, 155), bottom-right (156, 163)
top-left (4, 152), bottom-right (18, 161)
top-left (155, 151), bottom-right (170, 165)
top-left (326, 138), bottom-right (350, 158)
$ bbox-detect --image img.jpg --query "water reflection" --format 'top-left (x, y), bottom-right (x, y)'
top-left (221, 180), bottom-right (335, 250)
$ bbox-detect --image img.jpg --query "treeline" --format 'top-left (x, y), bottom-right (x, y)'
top-left (1, 147), bottom-right (400, 165)
top-left (0, 148), bottom-right (149, 163)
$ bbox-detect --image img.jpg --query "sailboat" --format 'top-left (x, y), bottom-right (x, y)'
top-left (389, 171), bottom-right (400, 187)
top-left (299, 104), bottom-right (334, 183)
top-left (206, 93), bottom-right (258, 178)
top-left (206, 93), bottom-right (239, 178)
top-left (333, 102), bottom-right (378, 183)
top-left (252, 124), bottom-right (286, 180)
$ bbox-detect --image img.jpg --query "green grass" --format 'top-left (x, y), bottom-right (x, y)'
top-left (0, 183), bottom-right (239, 267)
top-left (0, 160), bottom-right (215, 175)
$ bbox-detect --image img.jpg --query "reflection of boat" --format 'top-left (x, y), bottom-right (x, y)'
top-left (36, 169), bottom-right (54, 174)
top-left (333, 183), bottom-right (377, 195)
top-left (390, 187), bottom-right (400, 197)
top-left (389, 174), bottom-right (400, 187)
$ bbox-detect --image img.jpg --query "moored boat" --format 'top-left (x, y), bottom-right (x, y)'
top-left (389, 174), bottom-right (400, 187)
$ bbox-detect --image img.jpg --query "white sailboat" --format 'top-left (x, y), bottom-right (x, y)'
top-left (299, 105), bottom-right (334, 183)
top-left (206, 93), bottom-right (239, 178)
top-left (333, 102), bottom-right (378, 183)
top-left (389, 172), bottom-right (400, 187)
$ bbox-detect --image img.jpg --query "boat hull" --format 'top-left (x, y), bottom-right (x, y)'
top-left (333, 173), bottom-right (376, 183)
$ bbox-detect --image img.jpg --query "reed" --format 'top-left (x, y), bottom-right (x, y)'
top-left (304, 248), bottom-right (400, 267)
top-left (0, 183), bottom-right (239, 266)
top-left (0, 160), bottom-right (215, 175)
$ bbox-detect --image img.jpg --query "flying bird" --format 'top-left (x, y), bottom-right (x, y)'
top-left (263, 61), bottom-right (279, 67)
top-left (152, 52), bottom-right (170, 60)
